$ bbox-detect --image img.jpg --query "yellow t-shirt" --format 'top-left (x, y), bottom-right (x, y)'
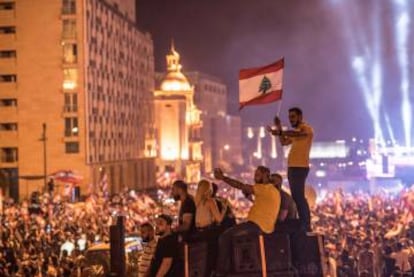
top-left (247, 184), bottom-right (281, 233)
top-left (287, 122), bottom-right (313, 168)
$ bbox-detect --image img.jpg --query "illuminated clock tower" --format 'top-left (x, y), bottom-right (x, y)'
top-left (154, 43), bottom-right (203, 183)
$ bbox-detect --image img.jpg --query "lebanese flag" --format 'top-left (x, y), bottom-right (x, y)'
top-left (239, 58), bottom-right (284, 109)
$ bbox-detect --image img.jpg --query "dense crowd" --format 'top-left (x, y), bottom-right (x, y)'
top-left (0, 181), bottom-right (414, 276)
top-left (0, 189), bottom-right (165, 277)
top-left (315, 188), bottom-right (414, 276)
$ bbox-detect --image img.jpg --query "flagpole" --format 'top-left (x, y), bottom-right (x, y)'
top-left (276, 99), bottom-right (283, 117)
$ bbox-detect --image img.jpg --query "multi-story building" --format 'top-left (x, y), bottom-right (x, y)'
top-left (0, 0), bottom-right (155, 200)
top-left (154, 45), bottom-right (203, 183)
top-left (186, 72), bottom-right (243, 173)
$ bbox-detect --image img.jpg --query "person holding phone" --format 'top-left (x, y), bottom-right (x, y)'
top-left (267, 107), bottom-right (314, 232)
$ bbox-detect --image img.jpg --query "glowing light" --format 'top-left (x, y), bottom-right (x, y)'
top-left (352, 56), bottom-right (365, 73)
top-left (315, 170), bottom-right (326, 178)
top-left (271, 135), bottom-right (277, 159)
top-left (223, 144), bottom-right (230, 151)
top-left (256, 132), bottom-right (262, 159)
top-left (394, 9), bottom-right (412, 147)
top-left (394, 0), bottom-right (408, 6)
top-left (162, 146), bottom-right (179, 161)
top-left (259, 126), bottom-right (265, 138)
top-left (384, 113), bottom-right (396, 146)
top-left (247, 127), bottom-right (254, 139)
top-left (63, 81), bottom-right (76, 90)
top-left (181, 149), bottom-right (189, 160)
top-left (161, 79), bottom-right (191, 91)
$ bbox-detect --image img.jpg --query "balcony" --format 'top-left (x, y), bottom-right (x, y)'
top-left (63, 105), bottom-right (78, 113)
top-left (62, 29), bottom-right (77, 41)
top-left (0, 160), bottom-right (17, 168)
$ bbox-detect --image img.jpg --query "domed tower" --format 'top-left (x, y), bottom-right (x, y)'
top-left (154, 42), bottom-right (203, 183)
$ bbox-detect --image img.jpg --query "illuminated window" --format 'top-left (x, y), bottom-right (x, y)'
top-left (65, 142), bottom-right (79, 153)
top-left (63, 68), bottom-right (77, 90)
top-left (64, 117), bottom-right (78, 137)
top-left (63, 43), bottom-right (77, 63)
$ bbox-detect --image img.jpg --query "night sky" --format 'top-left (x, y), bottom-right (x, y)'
top-left (136, 0), bottom-right (409, 142)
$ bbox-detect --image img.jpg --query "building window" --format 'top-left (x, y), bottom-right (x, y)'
top-left (0, 98), bottom-right (17, 106)
top-left (0, 50), bottom-right (16, 58)
top-left (0, 75), bottom-right (16, 83)
top-left (62, 0), bottom-right (76, 15)
top-left (64, 117), bottom-right (78, 137)
top-left (65, 142), bottom-right (79, 153)
top-left (63, 68), bottom-right (77, 89)
top-left (0, 123), bottom-right (17, 131)
top-left (1, 147), bottom-right (18, 162)
top-left (0, 26), bottom-right (15, 34)
top-left (63, 93), bottom-right (78, 112)
top-left (0, 2), bottom-right (15, 10)
top-left (62, 19), bottom-right (76, 39)
top-left (63, 43), bottom-right (77, 64)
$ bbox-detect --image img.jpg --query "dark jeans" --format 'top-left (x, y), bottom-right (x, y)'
top-left (215, 221), bottom-right (262, 275)
top-left (287, 167), bottom-right (311, 231)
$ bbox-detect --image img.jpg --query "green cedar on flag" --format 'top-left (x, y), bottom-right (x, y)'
top-left (259, 76), bottom-right (272, 94)
top-left (239, 58), bottom-right (284, 110)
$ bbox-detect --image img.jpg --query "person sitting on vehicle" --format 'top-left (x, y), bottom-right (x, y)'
top-left (212, 166), bottom-right (281, 276)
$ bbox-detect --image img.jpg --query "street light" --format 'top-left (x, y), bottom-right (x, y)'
top-left (39, 123), bottom-right (47, 190)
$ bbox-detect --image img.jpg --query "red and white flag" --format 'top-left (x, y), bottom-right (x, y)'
top-left (239, 58), bottom-right (284, 109)
top-left (100, 173), bottom-right (109, 197)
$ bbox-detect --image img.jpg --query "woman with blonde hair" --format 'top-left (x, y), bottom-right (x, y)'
top-left (195, 179), bottom-right (227, 229)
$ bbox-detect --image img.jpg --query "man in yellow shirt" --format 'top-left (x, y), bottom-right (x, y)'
top-left (267, 107), bottom-right (314, 232)
top-left (213, 166), bottom-right (281, 276)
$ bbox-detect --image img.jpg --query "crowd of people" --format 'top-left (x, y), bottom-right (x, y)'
top-left (1, 107), bottom-right (413, 276)
top-left (315, 188), bottom-right (414, 276)
top-left (0, 189), bottom-right (164, 276)
top-left (1, 177), bottom-right (414, 276)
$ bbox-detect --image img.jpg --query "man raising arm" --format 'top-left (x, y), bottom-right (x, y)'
top-left (267, 107), bottom-right (314, 232)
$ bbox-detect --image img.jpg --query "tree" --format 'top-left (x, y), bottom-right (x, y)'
top-left (258, 76), bottom-right (272, 94)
